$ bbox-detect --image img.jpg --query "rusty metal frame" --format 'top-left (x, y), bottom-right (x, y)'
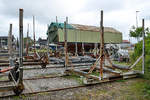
top-left (66, 10), bottom-right (144, 83)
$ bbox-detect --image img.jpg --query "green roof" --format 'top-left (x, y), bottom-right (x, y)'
top-left (49, 22), bottom-right (74, 29)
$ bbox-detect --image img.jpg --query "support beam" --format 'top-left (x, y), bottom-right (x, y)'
top-left (64, 17), bottom-right (68, 69)
top-left (142, 19), bottom-right (145, 74)
top-left (19, 8), bottom-right (24, 83)
top-left (26, 24), bottom-right (29, 56)
top-left (47, 24), bottom-right (50, 60)
top-left (33, 16), bottom-right (36, 57)
top-left (99, 10), bottom-right (104, 79)
top-left (56, 16), bottom-right (58, 23)
top-left (82, 42), bottom-right (85, 55)
top-left (8, 24), bottom-right (14, 66)
top-left (75, 30), bottom-right (78, 56)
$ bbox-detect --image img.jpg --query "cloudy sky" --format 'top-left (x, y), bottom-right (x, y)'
top-left (0, 0), bottom-right (150, 43)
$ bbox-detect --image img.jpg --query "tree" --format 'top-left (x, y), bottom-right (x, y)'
top-left (129, 26), bottom-right (150, 41)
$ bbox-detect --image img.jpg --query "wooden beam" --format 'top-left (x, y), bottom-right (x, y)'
top-left (99, 10), bottom-right (104, 79)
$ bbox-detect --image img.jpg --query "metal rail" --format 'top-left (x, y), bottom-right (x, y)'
top-left (0, 72), bottom-right (139, 98)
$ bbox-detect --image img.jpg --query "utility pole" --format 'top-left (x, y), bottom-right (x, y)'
top-left (136, 11), bottom-right (140, 28)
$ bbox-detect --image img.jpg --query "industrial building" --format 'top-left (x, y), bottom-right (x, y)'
top-left (0, 35), bottom-right (16, 49)
top-left (46, 22), bottom-right (122, 54)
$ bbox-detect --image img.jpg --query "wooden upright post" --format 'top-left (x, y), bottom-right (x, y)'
top-left (19, 8), bottom-right (24, 82)
top-left (142, 19), bottom-right (145, 74)
top-left (33, 16), bottom-right (36, 56)
top-left (8, 24), bottom-right (14, 66)
top-left (56, 16), bottom-right (58, 23)
top-left (64, 17), bottom-right (68, 69)
top-left (75, 30), bottom-right (78, 56)
top-left (82, 42), bottom-right (85, 55)
top-left (8, 24), bottom-right (13, 57)
top-left (99, 10), bottom-right (104, 79)
top-left (26, 24), bottom-right (29, 56)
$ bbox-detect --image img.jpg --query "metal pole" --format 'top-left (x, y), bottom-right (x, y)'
top-left (136, 11), bottom-right (140, 28)
top-left (99, 10), bottom-right (104, 80)
top-left (142, 19), bottom-right (145, 74)
top-left (33, 16), bottom-right (36, 56)
top-left (26, 24), bottom-right (29, 56)
top-left (64, 17), bottom-right (68, 69)
top-left (19, 9), bottom-right (23, 83)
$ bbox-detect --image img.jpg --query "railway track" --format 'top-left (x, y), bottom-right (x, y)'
top-left (0, 83), bottom-right (90, 98)
top-left (0, 63), bottom-right (93, 78)
top-left (0, 75), bottom-right (138, 99)
top-left (0, 74), bottom-right (65, 83)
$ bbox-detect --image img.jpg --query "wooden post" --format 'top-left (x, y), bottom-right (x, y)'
top-left (75, 30), bottom-right (78, 56)
top-left (8, 24), bottom-right (13, 57)
top-left (64, 17), bottom-right (68, 69)
top-left (99, 10), bottom-right (104, 79)
top-left (47, 24), bottom-right (50, 59)
top-left (8, 24), bottom-right (14, 66)
top-left (82, 42), bottom-right (85, 55)
top-left (26, 24), bottom-right (29, 56)
top-left (33, 16), bottom-right (36, 56)
top-left (56, 16), bottom-right (58, 51)
top-left (56, 16), bottom-right (58, 23)
top-left (94, 43), bottom-right (98, 57)
top-left (19, 8), bottom-right (24, 82)
top-left (142, 19), bottom-right (145, 74)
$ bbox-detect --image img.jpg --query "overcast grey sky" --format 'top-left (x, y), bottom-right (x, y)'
top-left (0, 0), bottom-right (150, 43)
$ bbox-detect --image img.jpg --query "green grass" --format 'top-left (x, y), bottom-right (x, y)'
top-left (63, 73), bottom-right (83, 85)
top-left (113, 61), bottom-right (130, 66)
top-left (116, 79), bottom-right (127, 82)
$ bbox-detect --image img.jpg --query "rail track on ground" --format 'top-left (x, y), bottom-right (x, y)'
top-left (0, 76), bottom-right (126, 99)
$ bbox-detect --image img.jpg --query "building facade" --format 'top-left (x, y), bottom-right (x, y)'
top-left (46, 22), bottom-right (123, 54)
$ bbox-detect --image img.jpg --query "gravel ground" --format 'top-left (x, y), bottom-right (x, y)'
top-left (0, 63), bottom-right (93, 80)
top-left (0, 77), bottom-right (80, 97)
top-left (1, 78), bottom-right (141, 100)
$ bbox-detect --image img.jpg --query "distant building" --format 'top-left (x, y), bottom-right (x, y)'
top-left (46, 22), bottom-right (123, 53)
top-left (38, 38), bottom-right (47, 46)
top-left (0, 36), bottom-right (16, 49)
top-left (120, 40), bottom-right (132, 49)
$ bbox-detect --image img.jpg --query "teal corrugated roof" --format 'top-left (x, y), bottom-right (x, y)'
top-left (50, 22), bottom-right (74, 29)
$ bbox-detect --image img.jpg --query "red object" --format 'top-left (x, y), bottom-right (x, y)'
top-left (0, 67), bottom-right (13, 73)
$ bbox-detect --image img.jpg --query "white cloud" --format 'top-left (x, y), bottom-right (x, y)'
top-left (0, 0), bottom-right (150, 43)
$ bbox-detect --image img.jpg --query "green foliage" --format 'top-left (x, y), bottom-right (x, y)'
top-left (131, 37), bottom-right (150, 59)
top-left (129, 26), bottom-right (150, 41)
top-left (130, 34), bottom-right (150, 99)
top-left (130, 26), bottom-right (143, 38)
